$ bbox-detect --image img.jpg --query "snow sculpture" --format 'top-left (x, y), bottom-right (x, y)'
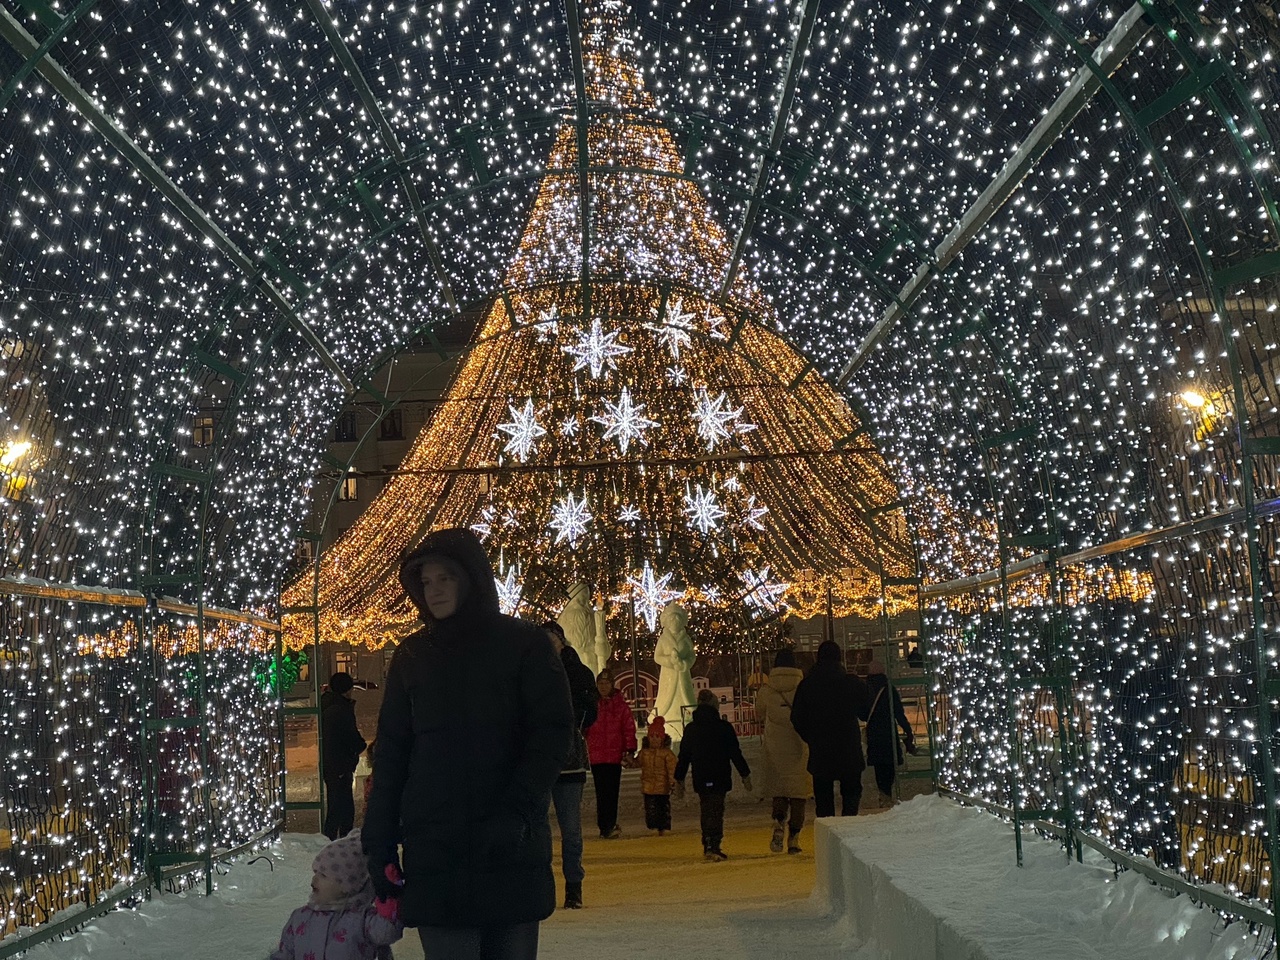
top-left (557, 582), bottom-right (598, 673)
top-left (593, 606), bottom-right (611, 675)
top-left (651, 601), bottom-right (698, 740)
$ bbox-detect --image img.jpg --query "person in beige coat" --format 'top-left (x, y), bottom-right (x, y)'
top-left (754, 649), bottom-right (812, 854)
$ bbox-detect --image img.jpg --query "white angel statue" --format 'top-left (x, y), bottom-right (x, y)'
top-left (557, 582), bottom-right (598, 674)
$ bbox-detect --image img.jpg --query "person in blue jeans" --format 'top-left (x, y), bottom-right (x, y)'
top-left (543, 620), bottom-right (598, 908)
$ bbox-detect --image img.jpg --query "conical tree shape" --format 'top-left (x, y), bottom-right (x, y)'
top-left (283, 1), bottom-right (913, 650)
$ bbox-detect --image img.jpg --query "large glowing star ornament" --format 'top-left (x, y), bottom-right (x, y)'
top-left (563, 317), bottom-right (633, 379)
top-left (549, 491), bottom-right (592, 547)
top-left (624, 562), bottom-right (682, 632)
top-left (691, 388), bottom-right (750, 451)
top-left (740, 566), bottom-right (789, 615)
top-left (496, 399), bottom-right (547, 462)
top-left (647, 298), bottom-right (696, 359)
top-left (495, 567), bottom-right (524, 616)
top-left (683, 484), bottom-right (727, 534)
top-left (591, 387), bottom-right (659, 454)
top-left (742, 494), bottom-right (769, 531)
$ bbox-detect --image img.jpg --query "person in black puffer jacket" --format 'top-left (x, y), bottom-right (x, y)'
top-left (674, 689), bottom-right (751, 860)
top-left (362, 528), bottom-right (573, 960)
top-left (789, 640), bottom-right (872, 818)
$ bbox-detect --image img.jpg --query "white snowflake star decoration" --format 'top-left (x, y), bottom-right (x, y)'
top-left (691, 388), bottom-right (747, 451)
top-left (665, 365), bottom-right (689, 386)
top-left (495, 567), bottom-right (523, 616)
top-left (618, 503), bottom-right (642, 523)
top-left (533, 305), bottom-right (560, 343)
top-left (591, 387), bottom-right (659, 454)
top-left (563, 317), bottom-right (633, 379)
top-left (496, 399), bottom-right (546, 462)
top-left (470, 504), bottom-right (496, 541)
top-left (702, 584), bottom-right (723, 605)
top-left (740, 566), bottom-right (790, 615)
top-left (683, 484), bottom-right (727, 534)
top-left (560, 415), bottom-right (580, 438)
top-left (625, 561), bottom-right (682, 632)
top-left (646, 298), bottom-right (696, 359)
top-left (705, 305), bottom-right (729, 341)
top-left (549, 491), bottom-right (592, 547)
top-left (742, 494), bottom-right (769, 531)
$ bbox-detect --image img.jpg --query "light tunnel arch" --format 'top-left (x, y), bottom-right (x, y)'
top-left (0, 0), bottom-right (1278, 947)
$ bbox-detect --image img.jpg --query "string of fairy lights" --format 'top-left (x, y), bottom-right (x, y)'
top-left (0, 0), bottom-right (1276, 938)
top-left (281, 1), bottom-right (913, 653)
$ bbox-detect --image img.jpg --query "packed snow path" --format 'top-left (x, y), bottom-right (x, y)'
top-left (22, 763), bottom-right (888, 959)
top-left (16, 760), bottom-right (1264, 960)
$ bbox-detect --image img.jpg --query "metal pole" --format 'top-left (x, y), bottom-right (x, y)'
top-left (629, 599), bottom-right (640, 724)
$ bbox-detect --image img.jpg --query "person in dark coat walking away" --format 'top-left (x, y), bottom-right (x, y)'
top-left (542, 619), bottom-right (598, 909)
top-left (789, 640), bottom-right (871, 817)
top-left (864, 660), bottom-right (915, 806)
top-left (585, 668), bottom-right (636, 839)
top-left (322, 671), bottom-right (368, 841)
top-left (362, 528), bottom-right (574, 960)
top-left (674, 689), bottom-right (751, 860)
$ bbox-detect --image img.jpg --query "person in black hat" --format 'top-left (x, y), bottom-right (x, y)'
top-left (321, 670), bottom-right (367, 841)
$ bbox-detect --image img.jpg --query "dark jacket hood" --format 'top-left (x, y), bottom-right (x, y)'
top-left (399, 527), bottom-right (500, 624)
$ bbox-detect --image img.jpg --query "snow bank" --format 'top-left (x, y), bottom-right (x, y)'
top-left (12, 834), bottom-right (328, 960)
top-left (814, 794), bottom-right (1271, 960)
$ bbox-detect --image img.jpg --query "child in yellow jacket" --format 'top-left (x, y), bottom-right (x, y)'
top-left (639, 716), bottom-right (679, 835)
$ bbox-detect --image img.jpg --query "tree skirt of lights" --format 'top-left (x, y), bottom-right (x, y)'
top-left (814, 795), bottom-right (1265, 960)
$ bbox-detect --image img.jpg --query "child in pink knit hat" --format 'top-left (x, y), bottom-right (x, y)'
top-left (269, 830), bottom-right (403, 960)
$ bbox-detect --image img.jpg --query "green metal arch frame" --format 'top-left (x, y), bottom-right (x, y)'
top-left (245, 160), bottom-right (915, 378)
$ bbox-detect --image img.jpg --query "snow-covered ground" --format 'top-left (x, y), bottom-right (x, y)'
top-left (820, 795), bottom-right (1273, 960)
top-left (17, 781), bottom-right (876, 960)
top-left (9, 742), bottom-right (1269, 960)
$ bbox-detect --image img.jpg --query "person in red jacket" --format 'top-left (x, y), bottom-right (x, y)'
top-left (585, 668), bottom-right (636, 838)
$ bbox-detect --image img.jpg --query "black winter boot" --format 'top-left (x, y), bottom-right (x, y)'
top-left (787, 828), bottom-right (802, 855)
top-left (564, 882), bottom-right (583, 909)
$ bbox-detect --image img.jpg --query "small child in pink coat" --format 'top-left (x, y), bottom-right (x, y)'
top-left (269, 830), bottom-right (403, 960)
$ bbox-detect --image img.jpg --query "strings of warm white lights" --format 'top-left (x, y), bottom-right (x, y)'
top-left (282, 0), bottom-right (913, 654)
top-left (0, 0), bottom-right (1275, 938)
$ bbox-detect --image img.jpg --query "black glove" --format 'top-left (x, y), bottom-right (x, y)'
top-left (477, 811), bottom-right (529, 863)
top-left (368, 855), bottom-right (402, 900)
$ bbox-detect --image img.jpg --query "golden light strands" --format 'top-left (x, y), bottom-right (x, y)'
top-left (283, 2), bottom-right (912, 650)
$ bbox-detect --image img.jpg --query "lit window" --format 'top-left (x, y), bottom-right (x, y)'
top-left (192, 415), bottom-right (215, 448)
top-left (339, 474), bottom-right (359, 501)
top-left (335, 650), bottom-right (356, 679)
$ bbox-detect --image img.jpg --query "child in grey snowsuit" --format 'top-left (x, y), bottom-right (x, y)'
top-left (270, 829), bottom-right (403, 960)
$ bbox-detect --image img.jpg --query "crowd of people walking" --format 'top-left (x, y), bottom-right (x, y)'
top-left (274, 528), bottom-right (919, 960)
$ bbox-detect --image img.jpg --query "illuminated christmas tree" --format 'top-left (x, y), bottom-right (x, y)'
top-left (283, 1), bottom-right (914, 650)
